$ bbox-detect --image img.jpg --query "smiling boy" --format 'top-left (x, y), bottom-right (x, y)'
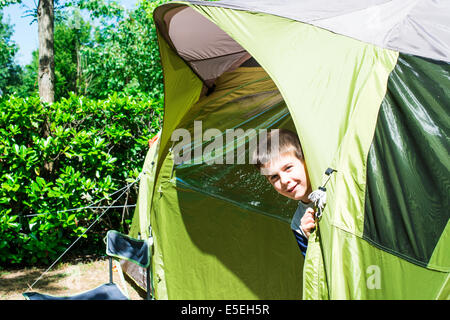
top-left (253, 129), bottom-right (316, 256)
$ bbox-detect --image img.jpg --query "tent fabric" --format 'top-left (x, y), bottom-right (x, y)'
top-left (154, 0), bottom-right (450, 87)
top-left (154, 5), bottom-right (251, 87)
top-left (363, 53), bottom-right (450, 271)
top-left (181, 0), bottom-right (450, 63)
top-left (302, 229), bottom-right (329, 299)
top-left (129, 132), bottom-right (161, 241)
top-left (321, 217), bottom-right (450, 299)
top-left (182, 3), bottom-right (449, 299)
top-left (155, 29), bottom-right (203, 174)
top-left (167, 6), bottom-right (249, 85)
top-left (123, 1), bottom-right (450, 300)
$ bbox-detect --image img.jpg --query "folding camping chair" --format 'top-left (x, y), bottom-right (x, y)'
top-left (23, 230), bottom-right (153, 300)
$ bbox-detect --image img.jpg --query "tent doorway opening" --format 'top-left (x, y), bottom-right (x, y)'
top-left (172, 60), bottom-right (299, 224)
top-left (164, 60), bottom-right (304, 299)
top-left (156, 5), bottom-right (302, 222)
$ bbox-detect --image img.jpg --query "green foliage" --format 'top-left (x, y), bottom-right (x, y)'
top-left (13, 0), bottom-right (167, 101)
top-left (14, 50), bottom-right (38, 98)
top-left (15, 12), bottom-right (93, 100)
top-left (80, 0), bottom-right (166, 99)
top-left (0, 92), bottom-right (163, 266)
top-left (0, 0), bottom-right (21, 9)
top-left (0, 12), bottom-right (22, 96)
top-left (54, 14), bottom-right (92, 100)
top-left (76, 0), bottom-right (125, 19)
top-left (0, 0), bottom-right (168, 266)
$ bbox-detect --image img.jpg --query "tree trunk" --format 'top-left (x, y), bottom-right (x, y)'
top-left (37, 0), bottom-right (55, 104)
top-left (37, 0), bottom-right (55, 178)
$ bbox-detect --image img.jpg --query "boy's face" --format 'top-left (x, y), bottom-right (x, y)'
top-left (262, 152), bottom-right (312, 203)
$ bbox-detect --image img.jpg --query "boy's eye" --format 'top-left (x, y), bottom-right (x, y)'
top-left (269, 175), bottom-right (279, 182)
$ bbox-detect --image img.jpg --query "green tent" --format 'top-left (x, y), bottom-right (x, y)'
top-left (123, 0), bottom-right (449, 299)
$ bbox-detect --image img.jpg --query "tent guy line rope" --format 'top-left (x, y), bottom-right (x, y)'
top-left (23, 205), bottom-right (137, 218)
top-left (23, 181), bottom-right (139, 218)
top-left (26, 174), bottom-right (143, 291)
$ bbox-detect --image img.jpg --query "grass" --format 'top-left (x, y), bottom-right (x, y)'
top-left (0, 255), bottom-right (146, 300)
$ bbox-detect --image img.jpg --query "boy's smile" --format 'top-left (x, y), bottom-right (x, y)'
top-left (262, 152), bottom-right (312, 203)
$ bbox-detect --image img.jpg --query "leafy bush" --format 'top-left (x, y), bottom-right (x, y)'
top-left (0, 92), bottom-right (162, 266)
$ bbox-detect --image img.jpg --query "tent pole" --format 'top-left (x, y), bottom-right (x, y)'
top-left (109, 257), bottom-right (113, 284)
top-left (146, 266), bottom-right (151, 300)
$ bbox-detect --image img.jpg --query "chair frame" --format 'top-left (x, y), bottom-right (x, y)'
top-left (108, 255), bottom-right (152, 300)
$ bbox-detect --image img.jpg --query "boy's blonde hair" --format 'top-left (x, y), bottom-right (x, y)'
top-left (252, 129), bottom-right (304, 170)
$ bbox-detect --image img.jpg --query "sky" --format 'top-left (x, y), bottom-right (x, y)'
top-left (2, 0), bottom-right (138, 66)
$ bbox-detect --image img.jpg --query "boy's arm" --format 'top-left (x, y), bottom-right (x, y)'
top-left (292, 230), bottom-right (308, 257)
top-left (300, 207), bottom-right (316, 239)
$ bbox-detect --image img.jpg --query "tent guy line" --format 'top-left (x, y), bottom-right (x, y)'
top-left (21, 176), bottom-right (142, 218)
top-left (25, 174), bottom-right (142, 291)
top-left (23, 205), bottom-right (137, 218)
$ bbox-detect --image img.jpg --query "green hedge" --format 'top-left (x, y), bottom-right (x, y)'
top-left (0, 93), bottom-right (163, 266)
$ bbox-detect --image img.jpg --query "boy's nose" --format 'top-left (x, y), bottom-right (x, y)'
top-left (279, 173), bottom-right (290, 185)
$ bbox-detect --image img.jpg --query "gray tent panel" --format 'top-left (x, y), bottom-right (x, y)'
top-left (155, 4), bottom-right (251, 87)
top-left (183, 0), bottom-right (450, 63)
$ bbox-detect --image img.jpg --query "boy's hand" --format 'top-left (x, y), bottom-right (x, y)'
top-left (301, 207), bottom-right (316, 239)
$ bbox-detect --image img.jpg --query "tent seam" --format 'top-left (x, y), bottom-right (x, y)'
top-left (330, 221), bottom-right (449, 273)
